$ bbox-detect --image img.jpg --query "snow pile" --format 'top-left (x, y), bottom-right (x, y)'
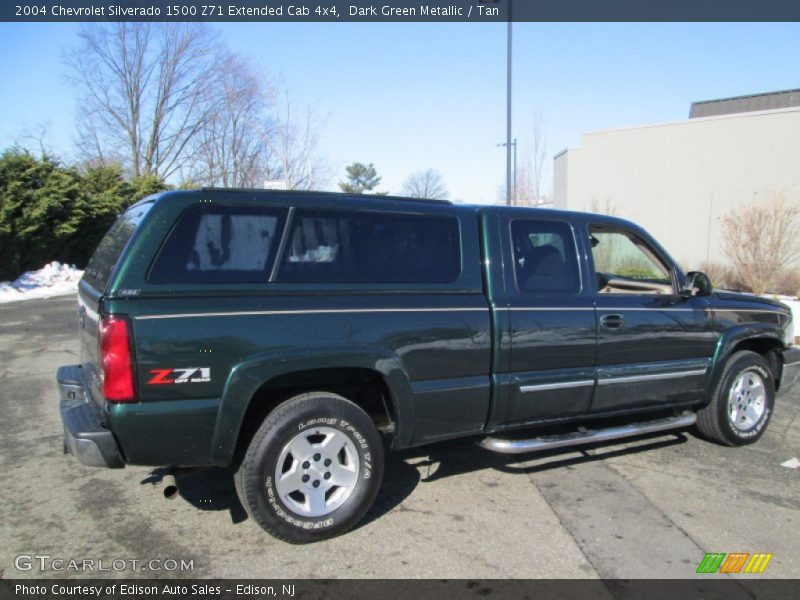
top-left (0, 262), bottom-right (83, 304)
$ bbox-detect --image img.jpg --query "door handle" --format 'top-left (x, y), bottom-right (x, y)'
top-left (600, 314), bottom-right (624, 330)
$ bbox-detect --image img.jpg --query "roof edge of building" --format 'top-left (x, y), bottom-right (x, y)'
top-left (691, 87), bottom-right (800, 107)
top-left (579, 105), bottom-right (800, 141)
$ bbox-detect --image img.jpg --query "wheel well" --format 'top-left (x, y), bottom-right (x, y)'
top-left (234, 368), bottom-right (396, 462)
top-left (730, 337), bottom-right (782, 382)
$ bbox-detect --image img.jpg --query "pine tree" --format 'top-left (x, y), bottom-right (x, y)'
top-left (0, 149), bottom-right (170, 279)
top-left (0, 149), bottom-right (82, 278)
top-left (339, 162), bottom-right (382, 194)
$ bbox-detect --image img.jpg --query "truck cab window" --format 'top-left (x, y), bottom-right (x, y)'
top-left (589, 227), bottom-right (672, 294)
top-left (511, 219), bottom-right (580, 294)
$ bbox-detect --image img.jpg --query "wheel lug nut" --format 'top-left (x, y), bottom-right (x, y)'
top-left (302, 461), bottom-right (310, 469)
top-left (324, 458), bottom-right (332, 466)
top-left (301, 474), bottom-right (310, 483)
top-left (312, 480), bottom-right (320, 488)
top-left (324, 472), bottom-right (331, 480)
top-left (313, 453), bottom-right (321, 461)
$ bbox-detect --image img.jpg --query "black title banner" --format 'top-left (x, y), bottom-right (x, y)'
top-left (3, 0), bottom-right (800, 22)
top-left (2, 579), bottom-right (800, 600)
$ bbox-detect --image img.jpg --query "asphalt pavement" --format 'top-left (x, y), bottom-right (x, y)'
top-left (0, 295), bottom-right (798, 580)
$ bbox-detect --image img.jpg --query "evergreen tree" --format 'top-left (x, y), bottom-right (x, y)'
top-left (0, 149), bottom-right (170, 279)
top-left (0, 149), bottom-right (82, 278)
top-left (67, 168), bottom-right (169, 267)
top-left (339, 162), bottom-right (382, 194)
top-left (129, 174), bottom-right (170, 200)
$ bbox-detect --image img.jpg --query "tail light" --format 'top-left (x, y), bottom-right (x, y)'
top-left (99, 315), bottom-right (135, 402)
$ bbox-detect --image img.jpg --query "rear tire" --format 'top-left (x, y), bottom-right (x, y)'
top-left (235, 391), bottom-right (384, 543)
top-left (697, 350), bottom-right (774, 446)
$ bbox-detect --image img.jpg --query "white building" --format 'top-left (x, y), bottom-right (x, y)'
top-left (553, 90), bottom-right (800, 268)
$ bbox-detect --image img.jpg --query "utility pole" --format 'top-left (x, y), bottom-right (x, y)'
top-left (505, 10), bottom-right (512, 206)
top-left (513, 137), bottom-right (517, 205)
top-left (497, 138), bottom-right (517, 205)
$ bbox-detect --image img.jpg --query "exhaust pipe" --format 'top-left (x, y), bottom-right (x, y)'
top-left (162, 473), bottom-right (179, 500)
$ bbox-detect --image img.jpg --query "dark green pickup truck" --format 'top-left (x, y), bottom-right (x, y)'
top-left (59, 189), bottom-right (800, 543)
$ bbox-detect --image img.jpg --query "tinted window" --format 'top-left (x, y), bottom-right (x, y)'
top-left (276, 209), bottom-right (461, 284)
top-left (83, 202), bottom-right (153, 291)
top-left (149, 205), bottom-right (285, 284)
top-left (511, 220), bottom-right (580, 294)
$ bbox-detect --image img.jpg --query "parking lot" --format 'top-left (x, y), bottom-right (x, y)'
top-left (1, 295), bottom-right (798, 579)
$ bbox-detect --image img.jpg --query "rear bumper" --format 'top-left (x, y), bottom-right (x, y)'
top-left (778, 347), bottom-right (800, 397)
top-left (58, 365), bottom-right (124, 468)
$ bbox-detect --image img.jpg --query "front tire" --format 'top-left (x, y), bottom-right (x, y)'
top-left (697, 350), bottom-right (775, 446)
top-left (235, 391), bottom-right (384, 543)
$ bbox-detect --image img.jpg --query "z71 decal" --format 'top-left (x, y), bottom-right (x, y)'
top-left (147, 367), bottom-right (211, 385)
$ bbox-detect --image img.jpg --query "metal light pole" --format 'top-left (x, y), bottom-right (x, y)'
top-left (513, 137), bottom-right (517, 205)
top-left (505, 10), bottom-right (512, 206)
top-left (496, 138), bottom-right (517, 205)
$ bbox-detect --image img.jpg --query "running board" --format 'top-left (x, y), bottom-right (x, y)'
top-left (479, 412), bottom-right (697, 455)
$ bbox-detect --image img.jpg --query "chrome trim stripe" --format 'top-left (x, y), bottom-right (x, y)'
top-left (136, 307), bottom-right (488, 320)
top-left (512, 306), bottom-right (787, 315)
top-left (135, 306), bottom-right (783, 321)
top-left (508, 307), bottom-right (594, 311)
top-left (520, 380), bottom-right (595, 393)
top-left (508, 307), bottom-right (783, 313)
top-left (597, 368), bottom-right (707, 386)
top-left (712, 308), bottom-right (787, 315)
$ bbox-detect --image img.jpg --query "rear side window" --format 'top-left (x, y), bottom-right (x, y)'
top-left (276, 209), bottom-right (461, 284)
top-left (511, 219), bottom-right (581, 294)
top-left (149, 205), bottom-right (285, 284)
top-left (83, 202), bottom-right (153, 291)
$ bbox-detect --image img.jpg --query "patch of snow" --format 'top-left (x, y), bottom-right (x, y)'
top-left (780, 457), bottom-right (800, 469)
top-left (0, 262), bottom-right (83, 304)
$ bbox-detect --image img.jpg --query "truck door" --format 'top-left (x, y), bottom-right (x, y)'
top-left (585, 222), bottom-right (715, 413)
top-left (487, 210), bottom-right (597, 429)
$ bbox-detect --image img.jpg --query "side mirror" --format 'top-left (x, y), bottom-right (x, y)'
top-left (681, 271), bottom-right (713, 297)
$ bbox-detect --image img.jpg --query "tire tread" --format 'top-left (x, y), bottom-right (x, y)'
top-left (235, 391), bottom-right (382, 543)
top-left (696, 350), bottom-right (772, 446)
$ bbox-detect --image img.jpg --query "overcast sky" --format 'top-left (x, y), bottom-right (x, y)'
top-left (1, 22), bottom-right (799, 203)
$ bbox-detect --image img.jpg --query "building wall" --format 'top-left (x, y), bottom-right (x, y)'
top-left (552, 107), bottom-right (800, 268)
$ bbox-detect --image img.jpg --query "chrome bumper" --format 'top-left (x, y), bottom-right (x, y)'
top-left (58, 365), bottom-right (124, 468)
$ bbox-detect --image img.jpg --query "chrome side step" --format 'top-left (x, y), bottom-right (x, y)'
top-left (479, 412), bottom-right (697, 455)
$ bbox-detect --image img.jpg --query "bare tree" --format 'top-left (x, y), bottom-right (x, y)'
top-left (14, 123), bottom-right (56, 158)
top-left (589, 197), bottom-right (622, 216)
top-left (264, 84), bottom-right (330, 190)
top-left (401, 168), bottom-right (449, 200)
top-left (528, 108), bottom-right (548, 203)
top-left (695, 261), bottom-right (732, 290)
top-left (719, 192), bottom-right (800, 294)
top-left (503, 109), bottom-right (549, 206)
top-left (66, 23), bottom-right (223, 179)
top-left (190, 54), bottom-right (267, 188)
